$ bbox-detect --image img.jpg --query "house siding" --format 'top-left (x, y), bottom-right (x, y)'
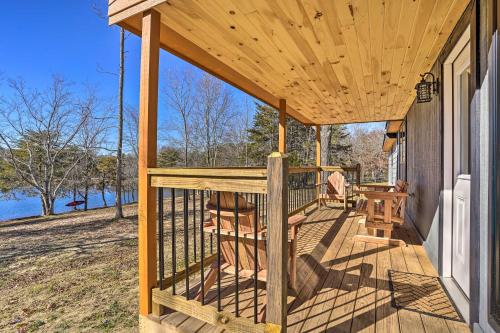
top-left (404, 6), bottom-right (472, 270)
top-left (405, 67), bottom-right (442, 269)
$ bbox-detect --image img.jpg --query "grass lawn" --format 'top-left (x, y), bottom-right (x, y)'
top-left (0, 205), bottom-right (139, 332)
top-left (0, 195), bottom-right (208, 333)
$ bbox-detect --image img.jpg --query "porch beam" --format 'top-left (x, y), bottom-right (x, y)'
top-left (279, 99), bottom-right (287, 154)
top-left (137, 9), bottom-right (160, 316)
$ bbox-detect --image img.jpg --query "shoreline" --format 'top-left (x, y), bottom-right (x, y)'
top-left (0, 201), bottom-right (138, 226)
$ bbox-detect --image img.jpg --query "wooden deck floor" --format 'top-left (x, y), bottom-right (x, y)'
top-left (156, 205), bottom-right (471, 333)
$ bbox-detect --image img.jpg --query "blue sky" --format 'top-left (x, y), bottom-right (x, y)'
top-left (0, 0), bottom-right (383, 141)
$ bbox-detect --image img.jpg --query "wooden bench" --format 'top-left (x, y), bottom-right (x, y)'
top-left (354, 180), bottom-right (409, 246)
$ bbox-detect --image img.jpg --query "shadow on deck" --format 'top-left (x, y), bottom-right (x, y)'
top-left (154, 205), bottom-right (470, 333)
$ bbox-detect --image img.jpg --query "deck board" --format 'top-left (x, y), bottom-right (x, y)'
top-left (157, 205), bottom-right (470, 333)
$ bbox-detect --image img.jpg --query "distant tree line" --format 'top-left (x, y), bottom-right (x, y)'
top-left (0, 69), bottom-right (388, 217)
top-left (159, 69), bottom-right (388, 182)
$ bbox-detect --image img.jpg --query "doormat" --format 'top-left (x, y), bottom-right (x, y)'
top-left (388, 270), bottom-right (463, 322)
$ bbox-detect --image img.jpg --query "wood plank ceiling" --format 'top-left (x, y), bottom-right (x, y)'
top-left (112, 0), bottom-right (470, 125)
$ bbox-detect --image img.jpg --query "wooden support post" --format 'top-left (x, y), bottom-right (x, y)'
top-left (278, 99), bottom-right (287, 153)
top-left (316, 125), bottom-right (321, 207)
top-left (266, 152), bottom-right (288, 331)
top-left (138, 9), bottom-right (160, 316)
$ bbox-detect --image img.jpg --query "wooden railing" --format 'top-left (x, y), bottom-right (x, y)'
top-left (148, 165), bottom-right (276, 332)
top-left (145, 160), bottom-right (361, 332)
top-left (288, 167), bottom-right (318, 216)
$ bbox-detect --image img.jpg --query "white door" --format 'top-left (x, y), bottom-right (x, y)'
top-left (451, 43), bottom-right (471, 298)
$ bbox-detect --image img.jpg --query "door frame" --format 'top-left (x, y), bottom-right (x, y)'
top-left (442, 24), bottom-right (471, 322)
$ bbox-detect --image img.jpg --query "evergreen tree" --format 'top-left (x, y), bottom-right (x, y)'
top-left (328, 125), bottom-right (352, 165)
top-left (247, 103), bottom-right (318, 166)
top-left (247, 104), bottom-right (278, 165)
top-left (158, 146), bottom-right (183, 167)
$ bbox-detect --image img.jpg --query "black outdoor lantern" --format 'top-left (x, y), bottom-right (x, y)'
top-left (415, 72), bottom-right (439, 103)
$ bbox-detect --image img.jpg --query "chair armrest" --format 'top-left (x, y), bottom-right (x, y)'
top-left (355, 190), bottom-right (408, 200)
top-left (359, 184), bottom-right (394, 191)
top-left (288, 214), bottom-right (306, 227)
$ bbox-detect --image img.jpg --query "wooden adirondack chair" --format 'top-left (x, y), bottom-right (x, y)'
top-left (354, 180), bottom-right (409, 246)
top-left (196, 192), bottom-right (306, 311)
top-left (318, 171), bottom-right (351, 211)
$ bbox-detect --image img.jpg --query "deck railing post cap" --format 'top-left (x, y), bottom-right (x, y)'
top-left (268, 152), bottom-right (288, 158)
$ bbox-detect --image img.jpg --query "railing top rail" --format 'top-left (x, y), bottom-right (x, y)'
top-left (148, 167), bottom-right (267, 178)
top-left (148, 165), bottom-right (360, 178)
top-left (319, 165), bottom-right (360, 172)
top-left (289, 166), bottom-right (317, 174)
top-left (148, 167), bottom-right (267, 193)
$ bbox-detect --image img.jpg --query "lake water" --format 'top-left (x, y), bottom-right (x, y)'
top-left (0, 190), bottom-right (137, 222)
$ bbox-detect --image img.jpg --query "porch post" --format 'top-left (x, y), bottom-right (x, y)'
top-left (266, 152), bottom-right (288, 331)
top-left (279, 99), bottom-right (287, 153)
top-left (137, 9), bottom-right (160, 316)
top-left (316, 125), bottom-right (321, 206)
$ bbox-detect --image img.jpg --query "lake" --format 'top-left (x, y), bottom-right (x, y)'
top-left (0, 190), bottom-right (137, 222)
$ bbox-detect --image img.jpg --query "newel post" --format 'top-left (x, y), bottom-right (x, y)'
top-left (266, 152), bottom-right (288, 331)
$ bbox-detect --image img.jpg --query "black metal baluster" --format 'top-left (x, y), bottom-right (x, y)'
top-left (183, 189), bottom-right (189, 299)
top-left (192, 189), bottom-right (197, 262)
top-left (200, 190), bottom-right (205, 305)
top-left (209, 190), bottom-right (213, 254)
top-left (253, 193), bottom-right (258, 323)
top-left (234, 192), bottom-right (240, 317)
top-left (171, 188), bottom-right (176, 295)
top-left (158, 188), bottom-right (165, 290)
top-left (216, 191), bottom-right (222, 311)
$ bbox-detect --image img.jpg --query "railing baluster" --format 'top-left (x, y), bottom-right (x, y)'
top-left (171, 188), bottom-right (176, 295)
top-left (253, 193), bottom-right (258, 323)
top-left (193, 189), bottom-right (197, 262)
top-left (234, 192), bottom-right (240, 317)
top-left (183, 189), bottom-right (189, 299)
top-left (200, 190), bottom-right (205, 305)
top-left (216, 191), bottom-right (222, 312)
top-left (158, 188), bottom-right (164, 290)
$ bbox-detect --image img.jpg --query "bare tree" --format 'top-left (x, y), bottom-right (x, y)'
top-left (193, 74), bottom-right (233, 167)
top-left (75, 89), bottom-right (109, 210)
top-left (115, 27), bottom-right (126, 219)
top-left (0, 77), bottom-right (93, 215)
top-left (349, 125), bottom-right (387, 182)
top-left (124, 105), bottom-right (139, 159)
top-left (163, 69), bottom-right (195, 167)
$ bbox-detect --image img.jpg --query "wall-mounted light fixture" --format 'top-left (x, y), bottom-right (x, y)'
top-left (415, 72), bottom-right (439, 103)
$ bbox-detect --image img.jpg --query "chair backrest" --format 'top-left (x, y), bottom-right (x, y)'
top-left (326, 171), bottom-right (346, 196)
top-left (391, 180), bottom-right (408, 218)
top-left (207, 192), bottom-right (258, 232)
top-left (207, 192), bottom-right (266, 270)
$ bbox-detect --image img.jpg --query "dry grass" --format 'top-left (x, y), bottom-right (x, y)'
top-left (0, 194), bottom-right (213, 333)
top-left (0, 205), bottom-right (140, 333)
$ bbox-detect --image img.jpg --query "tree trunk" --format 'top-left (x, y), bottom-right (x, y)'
top-left (320, 125), bottom-right (332, 184)
top-left (84, 184), bottom-right (89, 211)
top-left (101, 182), bottom-right (108, 207)
top-left (320, 125), bottom-right (332, 166)
top-left (115, 27), bottom-right (125, 219)
top-left (41, 193), bottom-right (55, 216)
top-left (72, 185), bottom-right (77, 211)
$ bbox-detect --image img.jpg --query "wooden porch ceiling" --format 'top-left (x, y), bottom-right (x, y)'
top-left (109, 0), bottom-right (470, 125)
